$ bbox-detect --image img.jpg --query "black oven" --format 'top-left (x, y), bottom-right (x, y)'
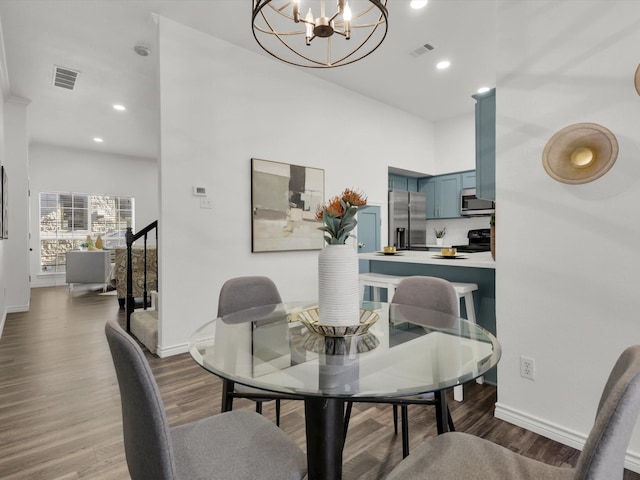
top-left (453, 229), bottom-right (491, 253)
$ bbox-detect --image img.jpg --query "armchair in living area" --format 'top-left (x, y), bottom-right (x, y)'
top-left (112, 246), bottom-right (157, 309)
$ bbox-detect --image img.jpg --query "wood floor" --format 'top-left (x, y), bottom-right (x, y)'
top-left (1, 286), bottom-right (639, 479)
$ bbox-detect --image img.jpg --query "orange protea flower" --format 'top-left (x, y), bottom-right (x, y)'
top-left (341, 188), bottom-right (367, 207)
top-left (317, 187), bottom-right (367, 245)
top-left (324, 196), bottom-right (345, 217)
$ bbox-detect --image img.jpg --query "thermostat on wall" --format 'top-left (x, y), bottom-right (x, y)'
top-left (193, 186), bottom-right (207, 196)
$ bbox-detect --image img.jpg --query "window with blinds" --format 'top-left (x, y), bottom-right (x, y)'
top-left (39, 192), bottom-right (134, 273)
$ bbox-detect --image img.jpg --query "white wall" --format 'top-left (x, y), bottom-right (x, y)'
top-left (29, 143), bottom-right (158, 287)
top-left (434, 112), bottom-right (475, 174)
top-left (156, 17), bottom-right (436, 355)
top-left (429, 113), bottom-right (484, 246)
top-left (494, 0), bottom-right (640, 470)
top-left (4, 97), bottom-right (30, 311)
top-left (0, 55), bottom-right (6, 331)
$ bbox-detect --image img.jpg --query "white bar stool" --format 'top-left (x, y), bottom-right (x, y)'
top-left (358, 272), bottom-right (402, 302)
top-left (359, 273), bottom-right (481, 401)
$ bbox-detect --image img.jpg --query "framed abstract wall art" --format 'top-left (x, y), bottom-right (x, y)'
top-left (251, 158), bottom-right (324, 252)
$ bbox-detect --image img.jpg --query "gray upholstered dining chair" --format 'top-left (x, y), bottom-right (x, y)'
top-left (387, 344), bottom-right (640, 479)
top-left (344, 276), bottom-right (459, 457)
top-left (105, 319), bottom-right (307, 480)
top-left (218, 276), bottom-right (301, 426)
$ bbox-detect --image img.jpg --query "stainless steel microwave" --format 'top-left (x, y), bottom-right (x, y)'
top-left (460, 188), bottom-right (494, 216)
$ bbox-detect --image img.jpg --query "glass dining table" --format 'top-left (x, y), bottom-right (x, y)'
top-left (189, 301), bottom-right (501, 480)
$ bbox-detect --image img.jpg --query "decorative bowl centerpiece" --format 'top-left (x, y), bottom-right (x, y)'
top-left (300, 331), bottom-right (380, 354)
top-left (295, 306), bottom-right (379, 337)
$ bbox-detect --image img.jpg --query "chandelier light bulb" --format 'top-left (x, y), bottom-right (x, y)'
top-left (305, 8), bottom-right (314, 43)
top-left (344, 2), bottom-right (352, 21)
top-left (293, 0), bottom-right (300, 22)
top-left (344, 2), bottom-right (352, 38)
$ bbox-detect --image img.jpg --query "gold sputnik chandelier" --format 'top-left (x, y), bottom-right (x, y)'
top-left (252, 0), bottom-right (389, 68)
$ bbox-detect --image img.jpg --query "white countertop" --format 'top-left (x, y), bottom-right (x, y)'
top-left (359, 250), bottom-right (496, 269)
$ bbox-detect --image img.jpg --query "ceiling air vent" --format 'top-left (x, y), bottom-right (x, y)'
top-left (52, 66), bottom-right (79, 90)
top-left (409, 43), bottom-right (435, 58)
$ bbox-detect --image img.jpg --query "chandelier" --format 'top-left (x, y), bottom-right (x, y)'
top-left (252, 0), bottom-right (389, 68)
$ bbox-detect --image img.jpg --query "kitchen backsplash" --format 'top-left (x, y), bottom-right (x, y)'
top-left (426, 216), bottom-right (492, 245)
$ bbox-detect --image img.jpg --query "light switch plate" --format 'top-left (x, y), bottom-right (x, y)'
top-left (199, 197), bottom-right (213, 209)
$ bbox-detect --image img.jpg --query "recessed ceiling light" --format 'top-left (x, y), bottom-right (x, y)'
top-left (134, 44), bottom-right (151, 57)
top-left (410, 0), bottom-right (428, 8)
top-left (436, 60), bottom-right (450, 70)
top-left (113, 104), bottom-right (126, 111)
top-left (93, 137), bottom-right (104, 143)
top-left (477, 87), bottom-right (490, 94)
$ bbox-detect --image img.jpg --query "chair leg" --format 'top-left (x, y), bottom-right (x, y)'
top-left (256, 401), bottom-right (263, 414)
top-left (393, 404), bottom-right (399, 434)
top-left (447, 405), bottom-right (455, 432)
top-left (434, 390), bottom-right (452, 434)
top-left (401, 405), bottom-right (410, 458)
top-left (221, 379), bottom-right (234, 413)
top-left (343, 401), bottom-right (353, 441)
top-left (276, 399), bottom-right (281, 427)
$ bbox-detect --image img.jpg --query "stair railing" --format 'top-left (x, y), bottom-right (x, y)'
top-left (125, 220), bottom-right (158, 332)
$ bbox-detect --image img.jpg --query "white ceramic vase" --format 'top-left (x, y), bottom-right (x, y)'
top-left (436, 238), bottom-right (444, 246)
top-left (318, 244), bottom-right (360, 326)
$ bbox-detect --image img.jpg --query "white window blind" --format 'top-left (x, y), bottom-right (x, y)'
top-left (39, 192), bottom-right (134, 273)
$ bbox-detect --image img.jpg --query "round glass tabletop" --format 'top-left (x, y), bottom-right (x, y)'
top-left (189, 301), bottom-right (501, 399)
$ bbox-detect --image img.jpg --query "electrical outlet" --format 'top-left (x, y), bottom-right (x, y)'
top-left (520, 356), bottom-right (536, 380)
top-left (199, 197), bottom-right (213, 209)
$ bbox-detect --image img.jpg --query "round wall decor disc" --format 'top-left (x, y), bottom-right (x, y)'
top-left (542, 123), bottom-right (618, 184)
top-left (635, 64), bottom-right (640, 96)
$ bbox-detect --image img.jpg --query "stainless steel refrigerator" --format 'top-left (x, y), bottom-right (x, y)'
top-left (388, 190), bottom-right (427, 250)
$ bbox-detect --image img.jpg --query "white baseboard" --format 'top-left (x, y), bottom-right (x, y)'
top-left (0, 305), bottom-right (28, 339)
top-left (495, 402), bottom-right (640, 473)
top-left (0, 307), bottom-right (6, 338)
top-left (156, 342), bottom-right (189, 358)
top-left (7, 304), bottom-right (29, 313)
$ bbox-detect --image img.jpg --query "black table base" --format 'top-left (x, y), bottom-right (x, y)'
top-left (304, 397), bottom-right (345, 480)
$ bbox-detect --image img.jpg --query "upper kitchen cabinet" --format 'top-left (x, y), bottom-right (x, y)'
top-left (388, 173), bottom-right (418, 192)
top-left (473, 88), bottom-right (496, 200)
top-left (461, 171), bottom-right (476, 189)
top-left (420, 172), bottom-right (471, 219)
top-left (388, 174), bottom-right (407, 191)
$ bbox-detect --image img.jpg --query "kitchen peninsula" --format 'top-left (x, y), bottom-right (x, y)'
top-left (359, 250), bottom-right (497, 383)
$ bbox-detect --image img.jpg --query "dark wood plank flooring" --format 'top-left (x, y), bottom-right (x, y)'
top-left (0, 286), bottom-right (638, 479)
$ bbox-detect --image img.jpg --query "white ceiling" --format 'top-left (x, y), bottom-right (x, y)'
top-left (0, 0), bottom-right (496, 160)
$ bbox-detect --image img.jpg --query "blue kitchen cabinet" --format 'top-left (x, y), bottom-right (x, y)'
top-left (389, 174), bottom-right (419, 192)
top-left (473, 89), bottom-right (496, 200)
top-left (438, 175), bottom-right (461, 218)
top-left (461, 170), bottom-right (476, 189)
top-left (422, 180), bottom-right (436, 218)
top-left (420, 173), bottom-right (462, 219)
top-left (388, 174), bottom-right (408, 191)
